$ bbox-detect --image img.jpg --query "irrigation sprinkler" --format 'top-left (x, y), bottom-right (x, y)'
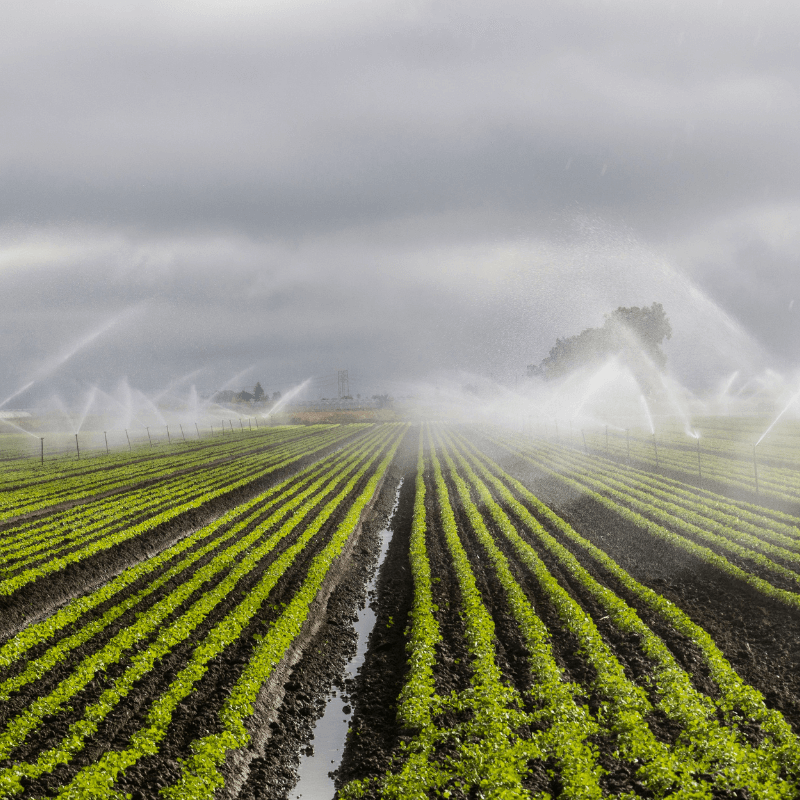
top-left (146, 427), bottom-right (152, 447)
top-left (697, 438), bottom-right (702, 486)
top-left (255, 417), bottom-right (259, 429)
top-left (249, 418), bottom-right (252, 432)
top-left (229, 419), bottom-right (234, 433)
top-left (125, 429), bottom-right (131, 452)
top-left (239, 419), bottom-right (244, 432)
top-left (75, 433), bottom-right (80, 460)
top-left (753, 444), bottom-right (759, 496)
top-left (221, 420), bottom-right (225, 435)
top-left (180, 424), bottom-right (186, 442)
top-left (104, 431), bottom-right (109, 455)
top-left (195, 422), bottom-right (200, 439)
top-left (581, 430), bottom-right (588, 455)
top-left (652, 434), bottom-right (659, 469)
top-left (211, 424), bottom-right (214, 436)
top-left (166, 426), bottom-right (171, 445)
top-left (40, 437), bottom-right (44, 465)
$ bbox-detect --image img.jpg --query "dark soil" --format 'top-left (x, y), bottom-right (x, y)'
top-left (326, 434), bottom-right (418, 795)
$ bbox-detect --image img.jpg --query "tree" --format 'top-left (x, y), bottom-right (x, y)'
top-left (272, 391), bottom-right (282, 401)
top-left (528, 302), bottom-right (672, 384)
top-left (253, 382), bottom-right (265, 402)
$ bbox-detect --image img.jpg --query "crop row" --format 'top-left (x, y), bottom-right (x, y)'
top-left (488, 432), bottom-right (800, 609)
top-left (579, 426), bottom-right (800, 504)
top-left (541, 440), bottom-right (800, 542)
top-left (0, 421), bottom-right (307, 494)
top-left (513, 438), bottom-right (800, 576)
top-left (0, 425), bottom-right (363, 597)
top-left (0, 425), bottom-right (355, 521)
top-left (343, 424), bottom-right (800, 798)
top-left (451, 429), bottom-right (800, 794)
top-left (0, 424), bottom-right (406, 798)
top-left (534, 441), bottom-right (800, 572)
top-left (0, 425), bottom-right (391, 705)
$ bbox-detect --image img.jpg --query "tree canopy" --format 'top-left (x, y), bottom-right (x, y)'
top-left (527, 302), bottom-right (672, 383)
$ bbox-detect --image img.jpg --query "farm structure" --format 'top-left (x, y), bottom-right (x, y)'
top-left (0, 421), bottom-right (799, 798)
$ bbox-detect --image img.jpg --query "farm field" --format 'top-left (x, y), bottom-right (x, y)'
top-left (1, 420), bottom-right (800, 798)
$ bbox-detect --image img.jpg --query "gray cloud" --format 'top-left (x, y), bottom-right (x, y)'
top-left (1, 0), bottom-right (799, 402)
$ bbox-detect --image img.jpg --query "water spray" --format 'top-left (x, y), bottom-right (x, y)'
top-left (756, 385), bottom-right (800, 446)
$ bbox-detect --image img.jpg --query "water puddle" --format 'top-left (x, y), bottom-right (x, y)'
top-left (290, 478), bottom-right (403, 800)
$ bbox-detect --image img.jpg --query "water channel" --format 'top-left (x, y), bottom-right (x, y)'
top-left (289, 479), bottom-right (403, 799)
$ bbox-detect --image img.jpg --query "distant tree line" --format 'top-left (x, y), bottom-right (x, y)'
top-left (528, 303), bottom-right (672, 388)
top-left (212, 382), bottom-right (282, 404)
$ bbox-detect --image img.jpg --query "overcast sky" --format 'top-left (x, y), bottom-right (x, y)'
top-left (1, 0), bottom-right (799, 403)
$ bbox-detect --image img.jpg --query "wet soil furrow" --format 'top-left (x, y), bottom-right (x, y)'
top-left (333, 446), bottom-right (417, 793)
